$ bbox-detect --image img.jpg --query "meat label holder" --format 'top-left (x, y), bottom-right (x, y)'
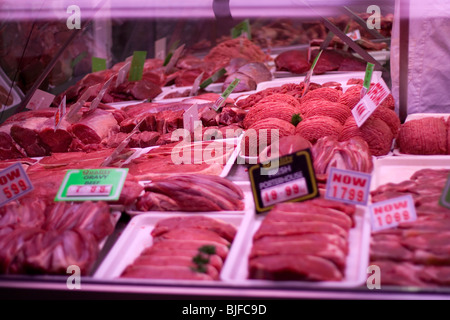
top-left (91, 57), bottom-right (107, 73)
top-left (128, 51), bottom-right (147, 82)
top-left (440, 176), bottom-right (450, 210)
top-left (212, 78), bottom-right (240, 112)
top-left (352, 80), bottom-right (390, 128)
top-left (231, 19), bottom-right (251, 40)
top-left (200, 68), bottom-right (227, 90)
top-left (324, 167), bottom-right (372, 206)
top-left (55, 168), bottom-right (129, 202)
top-left (54, 95), bottom-right (67, 130)
top-left (0, 163), bottom-right (34, 207)
top-left (249, 150), bottom-right (320, 214)
top-left (369, 195), bottom-right (417, 232)
top-left (360, 62), bottom-right (375, 99)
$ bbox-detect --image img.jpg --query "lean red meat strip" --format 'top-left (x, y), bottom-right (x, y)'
top-left (142, 240), bottom-right (229, 261)
top-left (153, 228), bottom-right (230, 246)
top-left (121, 265), bottom-right (214, 281)
top-left (151, 216), bottom-right (237, 243)
top-left (127, 256), bottom-right (219, 280)
top-left (250, 241), bottom-right (347, 271)
top-left (255, 234), bottom-right (349, 255)
top-left (249, 255), bottom-right (344, 281)
top-left (253, 221), bottom-right (349, 241)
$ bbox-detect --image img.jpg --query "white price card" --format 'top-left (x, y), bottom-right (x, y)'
top-left (325, 168), bottom-right (372, 206)
top-left (369, 195), bottom-right (417, 232)
top-left (26, 89), bottom-right (55, 111)
top-left (352, 81), bottom-right (390, 127)
top-left (0, 163), bottom-right (33, 207)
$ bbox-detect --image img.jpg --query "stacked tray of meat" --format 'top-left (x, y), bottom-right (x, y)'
top-left (248, 199), bottom-right (358, 282)
top-left (120, 216), bottom-right (238, 281)
top-left (370, 168), bottom-right (450, 287)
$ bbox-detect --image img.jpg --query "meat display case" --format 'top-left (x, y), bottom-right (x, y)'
top-left (1, 0), bottom-right (450, 301)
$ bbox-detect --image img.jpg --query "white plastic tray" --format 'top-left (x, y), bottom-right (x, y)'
top-left (371, 157), bottom-right (450, 190)
top-left (220, 206), bottom-right (371, 288)
top-left (126, 181), bottom-right (253, 216)
top-left (93, 213), bottom-right (250, 284)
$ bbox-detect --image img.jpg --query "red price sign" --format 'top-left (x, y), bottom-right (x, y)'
top-left (370, 195), bottom-right (417, 232)
top-left (325, 168), bottom-right (371, 206)
top-left (261, 179), bottom-right (309, 207)
top-left (0, 163), bottom-right (33, 206)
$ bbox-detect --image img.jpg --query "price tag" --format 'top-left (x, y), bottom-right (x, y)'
top-left (325, 168), bottom-right (372, 206)
top-left (352, 81), bottom-right (390, 127)
top-left (0, 163), bottom-right (33, 207)
top-left (154, 37), bottom-right (167, 60)
top-left (369, 195), bottom-right (417, 232)
top-left (249, 150), bottom-right (320, 214)
top-left (190, 72), bottom-right (204, 97)
top-left (346, 29), bottom-right (362, 41)
top-left (55, 95), bottom-right (66, 130)
top-left (360, 62), bottom-right (375, 98)
top-left (91, 57), bottom-right (107, 73)
top-left (89, 76), bottom-right (114, 111)
top-left (231, 19), bottom-right (252, 40)
top-left (165, 44), bottom-right (185, 75)
top-left (212, 79), bottom-right (240, 112)
top-left (302, 50), bottom-right (323, 97)
top-left (128, 51), bottom-right (147, 82)
top-left (200, 68), bottom-right (227, 90)
top-left (26, 89), bottom-right (55, 111)
top-left (67, 185), bottom-right (113, 197)
top-left (183, 103), bottom-right (200, 133)
top-left (55, 168), bottom-right (128, 202)
top-left (440, 176), bottom-right (450, 209)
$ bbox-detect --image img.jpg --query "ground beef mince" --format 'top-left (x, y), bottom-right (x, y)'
top-left (397, 117), bottom-right (448, 155)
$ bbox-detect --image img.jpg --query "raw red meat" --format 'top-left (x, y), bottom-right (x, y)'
top-left (340, 117), bottom-right (394, 157)
top-left (303, 101), bottom-right (351, 125)
top-left (0, 129), bottom-right (26, 160)
top-left (249, 255), bottom-right (344, 281)
top-left (371, 107), bottom-right (401, 137)
top-left (250, 241), bottom-right (347, 271)
top-left (253, 221), bottom-right (349, 241)
top-left (259, 135), bottom-right (312, 163)
top-left (397, 117), bottom-right (448, 155)
top-left (10, 117), bottom-right (50, 157)
top-left (143, 240), bottom-right (229, 261)
top-left (243, 101), bottom-right (301, 129)
top-left (151, 216), bottom-right (237, 243)
top-left (339, 85), bottom-right (363, 110)
top-left (275, 50), bottom-right (311, 74)
top-left (121, 265), bottom-right (215, 281)
top-left (300, 88), bottom-right (341, 105)
top-left (240, 118), bottom-right (296, 157)
top-left (296, 116), bottom-right (343, 144)
top-left (153, 228), bottom-right (230, 246)
top-left (69, 108), bottom-right (119, 145)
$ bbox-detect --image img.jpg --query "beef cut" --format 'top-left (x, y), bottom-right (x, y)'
top-left (275, 50), bottom-right (311, 74)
